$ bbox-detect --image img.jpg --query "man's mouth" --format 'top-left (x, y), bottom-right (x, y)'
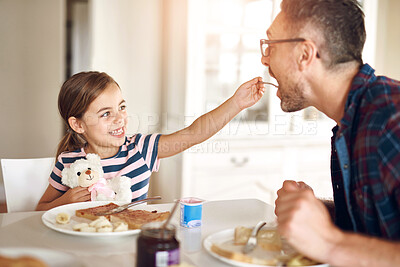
top-left (109, 127), bottom-right (124, 137)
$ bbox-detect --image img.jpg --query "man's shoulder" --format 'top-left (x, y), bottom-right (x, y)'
top-left (359, 74), bottom-right (400, 113)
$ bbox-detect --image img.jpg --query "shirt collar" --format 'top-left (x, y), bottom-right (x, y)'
top-left (338, 64), bottom-right (376, 129)
top-left (344, 63), bottom-right (376, 110)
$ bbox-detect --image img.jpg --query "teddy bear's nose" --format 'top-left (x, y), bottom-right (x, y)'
top-left (85, 170), bottom-right (91, 175)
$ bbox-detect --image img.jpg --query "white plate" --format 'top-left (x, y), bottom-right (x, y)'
top-left (203, 228), bottom-right (328, 267)
top-left (0, 247), bottom-right (82, 267)
top-left (42, 201), bottom-right (166, 237)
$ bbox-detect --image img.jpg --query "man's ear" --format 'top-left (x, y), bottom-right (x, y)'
top-left (297, 40), bottom-right (318, 71)
top-left (68, 116), bottom-right (85, 134)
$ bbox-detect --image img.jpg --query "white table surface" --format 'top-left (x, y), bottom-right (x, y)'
top-left (0, 198), bottom-right (275, 267)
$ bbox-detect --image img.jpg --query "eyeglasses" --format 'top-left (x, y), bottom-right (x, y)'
top-left (260, 38), bottom-right (306, 57)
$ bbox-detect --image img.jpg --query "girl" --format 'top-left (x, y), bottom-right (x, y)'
top-left (36, 72), bottom-right (265, 210)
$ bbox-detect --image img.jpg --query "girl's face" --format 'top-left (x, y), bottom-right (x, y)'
top-left (79, 83), bottom-right (128, 157)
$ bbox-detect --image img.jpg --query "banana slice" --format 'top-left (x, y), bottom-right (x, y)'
top-left (55, 212), bottom-right (71, 224)
top-left (80, 226), bottom-right (96, 232)
top-left (72, 223), bottom-right (89, 231)
top-left (113, 222), bottom-right (128, 232)
top-left (97, 226), bottom-right (113, 233)
top-left (89, 217), bottom-right (111, 228)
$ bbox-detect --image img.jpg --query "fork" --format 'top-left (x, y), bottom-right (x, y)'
top-left (95, 196), bottom-right (162, 216)
top-left (259, 81), bottom-right (278, 88)
top-left (242, 221), bottom-right (267, 254)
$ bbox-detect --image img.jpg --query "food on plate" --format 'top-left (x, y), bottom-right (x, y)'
top-left (75, 203), bottom-right (119, 221)
top-left (80, 226), bottom-right (96, 233)
top-left (0, 254), bottom-right (48, 267)
top-left (89, 216), bottom-right (112, 228)
top-left (210, 226), bottom-right (320, 266)
top-left (75, 203), bottom-right (170, 229)
top-left (55, 212), bottom-right (71, 224)
top-left (72, 223), bottom-right (90, 231)
top-left (234, 226), bottom-right (282, 251)
top-left (110, 209), bottom-right (170, 229)
top-left (211, 243), bottom-right (277, 265)
top-left (97, 226), bottom-right (113, 233)
top-left (287, 254), bottom-right (319, 266)
top-left (113, 222), bottom-right (128, 232)
top-left (71, 216), bottom-right (126, 232)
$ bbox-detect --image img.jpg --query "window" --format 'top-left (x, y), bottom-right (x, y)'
top-left (187, 0), bottom-right (335, 138)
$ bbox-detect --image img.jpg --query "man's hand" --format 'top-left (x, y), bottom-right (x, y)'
top-left (275, 180), bottom-right (343, 263)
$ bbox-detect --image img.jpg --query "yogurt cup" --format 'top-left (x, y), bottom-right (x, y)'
top-left (179, 197), bottom-right (204, 228)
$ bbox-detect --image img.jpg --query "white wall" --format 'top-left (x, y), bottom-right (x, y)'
top-left (89, 0), bottom-right (163, 135)
top-left (0, 0), bottom-right (65, 202)
top-left (0, 0), bottom-right (65, 159)
top-left (375, 0), bottom-right (400, 80)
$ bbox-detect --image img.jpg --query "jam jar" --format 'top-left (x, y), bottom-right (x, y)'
top-left (136, 222), bottom-right (180, 267)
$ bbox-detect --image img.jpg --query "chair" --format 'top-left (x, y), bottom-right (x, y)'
top-left (1, 157), bottom-right (55, 212)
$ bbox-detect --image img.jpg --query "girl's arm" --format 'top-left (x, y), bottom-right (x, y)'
top-left (36, 185), bottom-right (91, 211)
top-left (158, 77), bottom-right (265, 158)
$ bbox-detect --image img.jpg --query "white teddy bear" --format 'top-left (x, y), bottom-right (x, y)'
top-left (61, 153), bottom-right (132, 202)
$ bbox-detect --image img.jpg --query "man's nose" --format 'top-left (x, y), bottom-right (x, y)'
top-left (261, 55), bottom-right (270, 67)
top-left (85, 170), bottom-right (91, 175)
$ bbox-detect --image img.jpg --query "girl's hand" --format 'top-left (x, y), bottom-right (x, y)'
top-left (61, 186), bottom-right (91, 204)
top-left (232, 77), bottom-right (265, 110)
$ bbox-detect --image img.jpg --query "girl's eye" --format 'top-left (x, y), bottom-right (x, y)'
top-left (119, 105), bottom-right (126, 111)
top-left (101, 112), bottom-right (110, 118)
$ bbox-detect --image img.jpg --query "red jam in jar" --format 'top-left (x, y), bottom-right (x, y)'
top-left (136, 222), bottom-right (180, 267)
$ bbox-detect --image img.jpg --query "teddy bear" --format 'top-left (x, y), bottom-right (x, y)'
top-left (61, 153), bottom-right (132, 202)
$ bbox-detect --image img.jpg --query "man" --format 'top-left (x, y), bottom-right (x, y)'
top-left (262, 0), bottom-right (400, 266)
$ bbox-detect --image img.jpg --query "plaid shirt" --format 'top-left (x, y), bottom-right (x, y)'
top-left (331, 64), bottom-right (400, 239)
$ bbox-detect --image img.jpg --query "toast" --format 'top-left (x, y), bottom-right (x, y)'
top-left (0, 255), bottom-right (48, 267)
top-left (75, 203), bottom-right (170, 230)
top-left (210, 244), bottom-right (277, 265)
top-left (75, 203), bottom-right (119, 221)
top-left (110, 209), bottom-right (170, 229)
top-left (234, 226), bottom-right (282, 251)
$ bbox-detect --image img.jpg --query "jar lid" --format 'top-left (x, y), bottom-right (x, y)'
top-left (140, 222), bottom-right (176, 239)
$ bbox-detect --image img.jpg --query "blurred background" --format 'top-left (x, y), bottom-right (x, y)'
top-left (1, 0), bottom-right (399, 211)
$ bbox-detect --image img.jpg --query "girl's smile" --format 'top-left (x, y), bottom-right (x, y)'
top-left (109, 127), bottom-right (125, 138)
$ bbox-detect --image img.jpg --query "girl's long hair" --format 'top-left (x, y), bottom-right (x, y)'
top-left (56, 72), bottom-right (118, 158)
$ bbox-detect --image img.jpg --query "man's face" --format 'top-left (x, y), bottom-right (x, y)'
top-left (261, 12), bottom-right (308, 113)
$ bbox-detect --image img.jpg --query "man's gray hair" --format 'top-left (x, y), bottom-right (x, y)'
top-left (281, 0), bottom-right (366, 68)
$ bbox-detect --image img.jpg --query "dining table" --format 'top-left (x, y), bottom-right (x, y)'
top-left (0, 198), bottom-right (276, 267)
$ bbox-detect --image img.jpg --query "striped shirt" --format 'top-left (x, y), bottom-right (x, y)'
top-left (49, 133), bottom-right (161, 202)
top-left (331, 64), bottom-right (400, 239)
